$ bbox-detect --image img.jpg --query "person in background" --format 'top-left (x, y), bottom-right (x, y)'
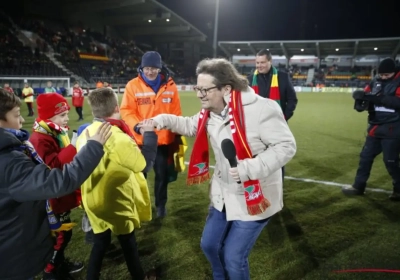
top-left (72, 81), bottom-right (84, 121)
top-left (120, 51), bottom-right (182, 218)
top-left (248, 49), bottom-right (298, 182)
top-left (96, 81), bottom-right (103, 88)
top-left (3, 83), bottom-right (14, 94)
top-left (103, 81), bottom-right (112, 89)
top-left (147, 58), bottom-right (296, 279)
top-left (45, 81), bottom-right (57, 93)
top-left (0, 88), bottom-right (112, 280)
top-left (22, 82), bottom-right (34, 116)
top-left (343, 58), bottom-right (400, 200)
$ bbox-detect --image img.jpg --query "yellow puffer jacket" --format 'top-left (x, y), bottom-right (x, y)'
top-left (76, 121), bottom-right (152, 235)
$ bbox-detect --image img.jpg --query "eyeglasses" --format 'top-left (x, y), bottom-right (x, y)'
top-left (193, 86), bottom-right (218, 97)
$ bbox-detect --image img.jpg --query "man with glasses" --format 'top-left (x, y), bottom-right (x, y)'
top-left (120, 51), bottom-right (182, 217)
top-left (343, 58), bottom-right (400, 200)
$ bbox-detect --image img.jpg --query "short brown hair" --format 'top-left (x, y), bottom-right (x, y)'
top-left (196, 58), bottom-right (248, 91)
top-left (87, 88), bottom-right (118, 118)
top-left (0, 89), bottom-right (21, 121)
top-left (256, 49), bottom-right (272, 61)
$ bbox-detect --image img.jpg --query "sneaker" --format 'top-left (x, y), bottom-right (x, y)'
top-left (157, 207), bottom-right (167, 218)
top-left (342, 186), bottom-right (365, 195)
top-left (389, 192), bottom-right (400, 201)
top-left (64, 259), bottom-right (84, 274)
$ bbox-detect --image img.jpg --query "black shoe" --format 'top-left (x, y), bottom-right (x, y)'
top-left (64, 259), bottom-right (84, 274)
top-left (389, 192), bottom-right (400, 201)
top-left (157, 206), bottom-right (167, 218)
top-left (342, 186), bottom-right (365, 195)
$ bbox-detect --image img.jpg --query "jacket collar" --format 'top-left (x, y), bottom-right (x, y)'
top-left (223, 86), bottom-right (258, 106)
top-left (0, 128), bottom-right (22, 152)
top-left (211, 87), bottom-right (258, 121)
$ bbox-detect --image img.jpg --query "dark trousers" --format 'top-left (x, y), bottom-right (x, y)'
top-left (86, 229), bottom-right (144, 280)
top-left (75, 107), bottom-right (83, 119)
top-left (353, 135), bottom-right (400, 192)
top-left (26, 102), bottom-right (33, 116)
top-left (45, 212), bottom-right (72, 272)
top-left (153, 145), bottom-right (169, 208)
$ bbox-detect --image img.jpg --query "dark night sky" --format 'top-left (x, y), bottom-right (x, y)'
top-left (157, 0), bottom-right (399, 41)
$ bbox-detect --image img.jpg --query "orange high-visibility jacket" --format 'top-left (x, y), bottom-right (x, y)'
top-left (120, 74), bottom-right (182, 146)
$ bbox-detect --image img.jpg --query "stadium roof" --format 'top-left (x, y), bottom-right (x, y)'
top-left (218, 37), bottom-right (400, 58)
top-left (64, 0), bottom-right (207, 43)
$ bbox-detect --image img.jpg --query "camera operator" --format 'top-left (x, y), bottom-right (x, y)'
top-left (342, 58), bottom-right (400, 200)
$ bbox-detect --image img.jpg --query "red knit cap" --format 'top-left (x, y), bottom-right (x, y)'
top-left (36, 93), bottom-right (70, 120)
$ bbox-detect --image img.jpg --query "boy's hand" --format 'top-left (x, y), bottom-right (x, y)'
top-left (86, 122), bottom-right (112, 145)
top-left (138, 119), bottom-right (157, 134)
top-left (71, 130), bottom-right (78, 147)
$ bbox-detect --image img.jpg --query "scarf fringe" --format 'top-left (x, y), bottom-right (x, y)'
top-left (186, 172), bottom-right (210, 186)
top-left (229, 91), bottom-right (271, 216)
top-left (247, 198), bottom-right (271, 215)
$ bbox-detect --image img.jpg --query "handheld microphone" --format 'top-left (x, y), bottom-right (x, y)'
top-left (221, 138), bottom-right (241, 184)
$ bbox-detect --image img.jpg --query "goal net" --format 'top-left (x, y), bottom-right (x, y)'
top-left (0, 76), bottom-right (71, 97)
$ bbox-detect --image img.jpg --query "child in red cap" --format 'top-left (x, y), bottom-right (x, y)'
top-left (30, 93), bottom-right (84, 279)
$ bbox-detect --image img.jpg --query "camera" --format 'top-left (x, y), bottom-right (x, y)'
top-left (369, 81), bottom-right (382, 96)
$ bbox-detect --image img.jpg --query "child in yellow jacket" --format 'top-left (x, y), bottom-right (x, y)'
top-left (76, 88), bottom-right (157, 280)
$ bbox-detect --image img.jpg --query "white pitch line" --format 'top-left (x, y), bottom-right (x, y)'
top-left (183, 161), bottom-right (392, 194)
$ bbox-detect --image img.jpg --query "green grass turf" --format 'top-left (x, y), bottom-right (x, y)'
top-left (22, 91), bottom-right (399, 280)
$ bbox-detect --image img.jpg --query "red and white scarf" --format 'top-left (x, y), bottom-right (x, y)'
top-left (187, 91), bottom-right (270, 215)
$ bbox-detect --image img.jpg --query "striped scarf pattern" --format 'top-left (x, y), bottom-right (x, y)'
top-left (186, 109), bottom-right (210, 185)
top-left (228, 91), bottom-right (271, 215)
top-left (187, 91), bottom-right (270, 215)
top-left (33, 119), bottom-right (71, 148)
top-left (251, 67), bottom-right (281, 106)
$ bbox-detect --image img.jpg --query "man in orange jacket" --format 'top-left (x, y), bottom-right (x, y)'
top-left (120, 51), bottom-right (182, 217)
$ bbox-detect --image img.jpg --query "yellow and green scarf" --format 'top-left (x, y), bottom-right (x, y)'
top-left (33, 118), bottom-right (70, 147)
top-left (251, 67), bottom-right (281, 106)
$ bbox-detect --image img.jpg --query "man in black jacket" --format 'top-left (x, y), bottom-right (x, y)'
top-left (248, 49), bottom-right (298, 181)
top-left (247, 49), bottom-right (298, 121)
top-left (342, 58), bottom-right (400, 200)
top-left (0, 89), bottom-right (112, 280)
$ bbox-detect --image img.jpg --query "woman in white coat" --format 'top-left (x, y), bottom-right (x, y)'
top-left (144, 58), bottom-right (296, 280)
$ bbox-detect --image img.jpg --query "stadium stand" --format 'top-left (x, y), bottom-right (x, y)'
top-left (1, 0), bottom-right (399, 94)
top-left (1, 0), bottom-right (207, 88)
top-left (224, 38), bottom-right (400, 88)
top-left (0, 16), bottom-right (67, 78)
